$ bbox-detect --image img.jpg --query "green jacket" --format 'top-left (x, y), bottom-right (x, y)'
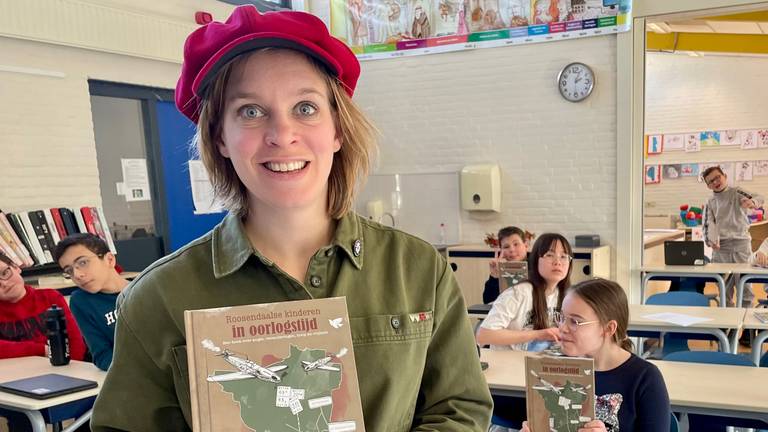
top-left (91, 212), bottom-right (492, 431)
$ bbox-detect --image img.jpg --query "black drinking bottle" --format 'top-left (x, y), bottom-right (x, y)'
top-left (45, 305), bottom-right (70, 366)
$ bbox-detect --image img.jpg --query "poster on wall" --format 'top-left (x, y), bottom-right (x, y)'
top-left (759, 130), bottom-right (768, 148)
top-left (741, 130), bottom-right (758, 149)
top-left (684, 133), bottom-right (700, 153)
top-left (755, 160), bottom-right (768, 176)
top-left (662, 164), bottom-right (682, 180)
top-left (720, 130), bottom-right (740, 146)
top-left (736, 161), bottom-right (753, 182)
top-left (700, 131), bottom-right (720, 147)
top-left (121, 158), bottom-right (151, 202)
top-left (330, 0), bottom-right (632, 60)
top-left (644, 165), bottom-right (661, 184)
top-left (646, 135), bottom-right (663, 155)
top-left (663, 134), bottom-right (684, 151)
top-left (680, 163), bottom-right (699, 177)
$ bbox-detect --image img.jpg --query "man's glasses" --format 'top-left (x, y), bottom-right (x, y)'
top-left (0, 266), bottom-right (13, 281)
top-left (62, 254), bottom-right (103, 279)
top-left (705, 173), bottom-right (723, 186)
top-left (553, 311), bottom-right (599, 330)
top-left (541, 252), bottom-right (573, 263)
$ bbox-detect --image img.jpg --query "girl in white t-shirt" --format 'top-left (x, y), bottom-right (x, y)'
top-left (476, 233), bottom-right (573, 351)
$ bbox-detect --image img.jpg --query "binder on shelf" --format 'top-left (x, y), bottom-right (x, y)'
top-left (59, 208), bottom-right (80, 236)
top-left (73, 209), bottom-right (87, 235)
top-left (19, 212), bottom-right (47, 264)
top-left (32, 210), bottom-right (56, 262)
top-left (42, 209), bottom-right (61, 245)
top-left (50, 208), bottom-right (69, 239)
top-left (6, 213), bottom-right (39, 266)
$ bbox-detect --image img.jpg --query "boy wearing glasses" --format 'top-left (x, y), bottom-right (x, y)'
top-left (702, 166), bottom-right (763, 310)
top-left (53, 233), bottom-right (128, 371)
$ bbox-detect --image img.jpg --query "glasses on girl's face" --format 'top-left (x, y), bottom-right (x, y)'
top-left (541, 252), bottom-right (572, 263)
top-left (0, 266), bottom-right (13, 281)
top-left (61, 254), bottom-right (103, 279)
top-left (553, 311), bottom-right (599, 331)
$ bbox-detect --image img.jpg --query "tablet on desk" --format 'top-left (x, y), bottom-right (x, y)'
top-left (0, 373), bottom-right (97, 400)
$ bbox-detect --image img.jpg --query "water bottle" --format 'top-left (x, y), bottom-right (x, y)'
top-left (45, 305), bottom-right (70, 366)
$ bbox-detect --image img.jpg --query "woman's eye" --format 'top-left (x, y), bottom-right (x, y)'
top-left (239, 105), bottom-right (263, 119)
top-left (296, 102), bottom-right (317, 116)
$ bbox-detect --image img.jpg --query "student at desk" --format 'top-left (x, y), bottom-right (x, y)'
top-left (484, 226), bottom-right (530, 303)
top-left (53, 233), bottom-right (129, 371)
top-left (0, 251), bottom-right (87, 431)
top-left (522, 279), bottom-right (670, 432)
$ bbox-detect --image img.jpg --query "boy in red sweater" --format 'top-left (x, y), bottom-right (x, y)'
top-left (0, 251), bottom-right (86, 360)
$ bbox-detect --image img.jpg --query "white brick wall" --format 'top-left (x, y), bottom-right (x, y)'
top-left (353, 36), bottom-right (618, 249)
top-left (0, 36), bottom-right (180, 213)
top-left (644, 52), bottom-right (768, 218)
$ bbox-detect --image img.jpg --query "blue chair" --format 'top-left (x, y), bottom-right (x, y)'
top-left (670, 412), bottom-right (679, 432)
top-left (645, 292), bottom-right (717, 356)
top-left (664, 351), bottom-right (767, 431)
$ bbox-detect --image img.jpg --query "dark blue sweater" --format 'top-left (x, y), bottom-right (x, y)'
top-left (69, 291), bottom-right (118, 371)
top-left (595, 354), bottom-right (670, 432)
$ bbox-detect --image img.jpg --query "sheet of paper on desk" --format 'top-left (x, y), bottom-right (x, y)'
top-left (641, 312), bottom-right (713, 327)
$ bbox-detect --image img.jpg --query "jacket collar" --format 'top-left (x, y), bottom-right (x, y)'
top-left (211, 212), bottom-right (364, 279)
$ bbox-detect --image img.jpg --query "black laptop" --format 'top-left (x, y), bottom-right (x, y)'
top-left (664, 241), bottom-right (706, 266)
top-left (0, 373), bottom-right (98, 400)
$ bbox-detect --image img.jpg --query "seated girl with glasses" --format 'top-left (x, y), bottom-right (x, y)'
top-left (522, 279), bottom-right (671, 432)
top-left (52, 233), bottom-right (129, 371)
top-left (476, 233), bottom-right (572, 430)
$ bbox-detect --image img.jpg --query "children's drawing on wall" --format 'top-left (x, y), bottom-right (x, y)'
top-left (647, 135), bottom-right (663, 155)
top-left (684, 133), bottom-right (701, 152)
top-left (758, 129), bottom-right (768, 148)
top-left (502, 0), bottom-right (529, 26)
top-left (407, 0), bottom-right (433, 38)
top-left (532, 0), bottom-right (570, 24)
top-left (700, 131), bottom-right (720, 147)
top-left (737, 161), bottom-right (754, 182)
top-left (467, 0), bottom-right (506, 32)
top-left (680, 163), bottom-right (699, 177)
top-left (662, 164), bottom-right (682, 180)
top-left (720, 130), bottom-right (740, 146)
top-left (741, 129), bottom-right (758, 150)
top-left (755, 160), bottom-right (768, 177)
top-left (663, 134), bottom-right (684, 151)
top-left (368, 0), bottom-right (408, 43)
top-left (348, 0), bottom-right (371, 46)
top-left (569, 0), bottom-right (618, 20)
top-left (433, 0), bottom-right (465, 36)
top-left (644, 165), bottom-right (661, 184)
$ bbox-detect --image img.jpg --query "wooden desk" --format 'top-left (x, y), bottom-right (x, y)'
top-left (628, 304), bottom-right (744, 354)
top-left (742, 308), bottom-right (768, 366)
top-left (481, 349), bottom-right (768, 424)
top-left (0, 357), bottom-right (106, 432)
top-left (640, 264), bottom-right (733, 307)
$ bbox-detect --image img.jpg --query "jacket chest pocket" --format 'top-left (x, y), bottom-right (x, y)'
top-left (350, 312), bottom-right (433, 431)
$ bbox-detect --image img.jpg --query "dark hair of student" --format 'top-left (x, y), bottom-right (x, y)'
top-left (52, 233), bottom-right (110, 264)
top-left (701, 165), bottom-right (724, 181)
top-left (568, 278), bottom-right (634, 352)
top-left (497, 226), bottom-right (525, 244)
top-left (527, 233), bottom-right (572, 330)
top-left (0, 251), bottom-right (14, 267)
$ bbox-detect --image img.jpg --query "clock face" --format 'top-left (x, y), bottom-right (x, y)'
top-left (557, 62), bottom-right (595, 102)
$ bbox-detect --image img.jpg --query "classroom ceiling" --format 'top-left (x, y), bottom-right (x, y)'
top-left (646, 11), bottom-right (768, 55)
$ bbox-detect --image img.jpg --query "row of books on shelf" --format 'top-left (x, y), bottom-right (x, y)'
top-left (0, 206), bottom-right (116, 268)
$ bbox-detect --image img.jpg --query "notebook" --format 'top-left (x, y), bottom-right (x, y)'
top-left (664, 241), bottom-right (706, 266)
top-left (0, 373), bottom-right (98, 400)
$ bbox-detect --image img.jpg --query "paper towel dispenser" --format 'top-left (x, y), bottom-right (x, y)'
top-left (460, 164), bottom-right (501, 212)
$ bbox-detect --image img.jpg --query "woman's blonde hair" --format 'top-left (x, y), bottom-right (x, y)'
top-left (192, 49), bottom-right (378, 219)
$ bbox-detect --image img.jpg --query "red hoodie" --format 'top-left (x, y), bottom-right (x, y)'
top-left (0, 285), bottom-right (86, 360)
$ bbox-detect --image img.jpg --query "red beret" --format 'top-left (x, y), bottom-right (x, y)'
top-left (175, 5), bottom-right (360, 123)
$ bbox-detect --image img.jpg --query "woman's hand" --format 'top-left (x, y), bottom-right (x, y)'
top-left (520, 421), bottom-right (530, 432)
top-left (537, 327), bottom-right (560, 342)
top-left (489, 249), bottom-right (502, 278)
top-left (578, 420), bottom-right (608, 431)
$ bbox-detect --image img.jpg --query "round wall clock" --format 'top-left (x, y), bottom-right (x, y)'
top-left (557, 62), bottom-right (595, 102)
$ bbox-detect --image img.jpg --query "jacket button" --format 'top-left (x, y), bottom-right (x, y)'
top-left (310, 275), bottom-right (322, 287)
top-left (352, 239), bottom-right (362, 257)
top-left (390, 316), bottom-right (400, 329)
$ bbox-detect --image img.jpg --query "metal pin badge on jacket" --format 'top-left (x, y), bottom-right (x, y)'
top-left (352, 239), bottom-right (362, 257)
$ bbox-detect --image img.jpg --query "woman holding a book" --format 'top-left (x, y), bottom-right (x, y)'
top-left (90, 5), bottom-right (492, 432)
top-left (522, 279), bottom-right (671, 432)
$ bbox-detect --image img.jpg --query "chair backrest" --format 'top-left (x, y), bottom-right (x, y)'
top-left (647, 291), bottom-right (710, 307)
top-left (670, 412), bottom-right (679, 432)
top-left (663, 350), bottom-right (755, 366)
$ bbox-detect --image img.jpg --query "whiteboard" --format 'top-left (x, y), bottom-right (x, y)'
top-left (354, 172), bottom-right (461, 246)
